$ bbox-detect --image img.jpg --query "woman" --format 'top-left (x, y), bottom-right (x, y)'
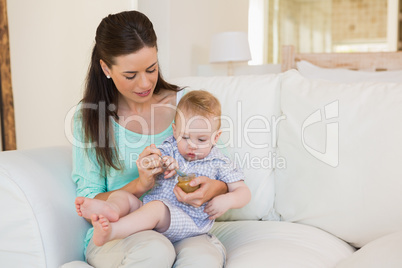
top-left (72, 10), bottom-right (228, 268)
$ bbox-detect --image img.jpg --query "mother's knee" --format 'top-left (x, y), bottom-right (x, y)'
top-left (87, 231), bottom-right (175, 268)
top-left (173, 234), bottom-right (226, 268)
top-left (125, 231), bottom-right (175, 265)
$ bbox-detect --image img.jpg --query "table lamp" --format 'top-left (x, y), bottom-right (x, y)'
top-left (209, 31), bottom-right (251, 76)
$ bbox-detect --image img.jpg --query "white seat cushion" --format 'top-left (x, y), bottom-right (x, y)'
top-left (336, 231), bottom-right (402, 268)
top-left (211, 221), bottom-right (355, 268)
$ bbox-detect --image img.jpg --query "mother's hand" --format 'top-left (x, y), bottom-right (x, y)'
top-left (173, 176), bottom-right (228, 207)
top-left (136, 144), bottom-right (163, 193)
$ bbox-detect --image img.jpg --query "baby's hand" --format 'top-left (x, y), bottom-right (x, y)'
top-left (161, 156), bottom-right (178, 179)
top-left (204, 195), bottom-right (231, 220)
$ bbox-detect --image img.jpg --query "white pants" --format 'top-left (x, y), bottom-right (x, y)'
top-left (85, 230), bottom-right (226, 268)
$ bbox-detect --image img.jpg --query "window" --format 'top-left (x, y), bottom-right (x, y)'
top-left (249, 0), bottom-right (398, 64)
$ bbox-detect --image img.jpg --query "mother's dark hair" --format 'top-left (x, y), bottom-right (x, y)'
top-left (81, 10), bottom-right (179, 173)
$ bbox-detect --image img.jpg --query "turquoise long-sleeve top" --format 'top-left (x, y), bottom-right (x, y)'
top-left (72, 112), bottom-right (174, 255)
top-left (71, 91), bottom-right (184, 255)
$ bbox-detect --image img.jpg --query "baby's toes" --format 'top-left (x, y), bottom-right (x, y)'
top-left (98, 215), bottom-right (109, 229)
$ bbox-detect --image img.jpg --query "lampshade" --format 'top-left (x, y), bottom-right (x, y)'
top-left (209, 32), bottom-right (251, 63)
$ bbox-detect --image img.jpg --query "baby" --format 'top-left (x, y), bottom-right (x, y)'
top-left (75, 90), bottom-right (251, 246)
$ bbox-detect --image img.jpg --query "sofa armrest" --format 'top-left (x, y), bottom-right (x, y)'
top-left (0, 146), bottom-right (90, 268)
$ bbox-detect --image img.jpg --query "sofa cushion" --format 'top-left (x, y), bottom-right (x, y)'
top-left (335, 231), bottom-right (402, 268)
top-left (297, 60), bottom-right (402, 83)
top-left (211, 221), bottom-right (355, 268)
top-left (275, 70), bottom-right (402, 248)
top-left (170, 75), bottom-right (281, 221)
top-left (0, 147), bottom-right (90, 268)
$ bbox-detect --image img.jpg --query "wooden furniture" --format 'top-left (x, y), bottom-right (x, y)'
top-left (281, 45), bottom-right (402, 72)
top-left (399, 0), bottom-right (402, 50)
top-left (0, 0), bottom-right (16, 151)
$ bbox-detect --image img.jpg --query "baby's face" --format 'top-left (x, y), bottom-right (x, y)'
top-left (173, 113), bottom-right (221, 161)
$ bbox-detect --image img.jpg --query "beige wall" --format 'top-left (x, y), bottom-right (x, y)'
top-left (8, 0), bottom-right (136, 150)
top-left (138, 0), bottom-right (249, 78)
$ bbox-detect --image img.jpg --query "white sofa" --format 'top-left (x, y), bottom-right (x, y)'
top-left (1, 70), bottom-right (402, 268)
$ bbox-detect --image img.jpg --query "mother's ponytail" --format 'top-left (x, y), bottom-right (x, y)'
top-left (81, 44), bottom-right (120, 173)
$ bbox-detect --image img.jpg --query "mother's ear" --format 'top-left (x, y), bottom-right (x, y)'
top-left (100, 59), bottom-right (111, 78)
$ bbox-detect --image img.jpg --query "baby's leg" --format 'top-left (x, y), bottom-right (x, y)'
top-left (92, 200), bottom-right (170, 246)
top-left (75, 190), bottom-right (141, 222)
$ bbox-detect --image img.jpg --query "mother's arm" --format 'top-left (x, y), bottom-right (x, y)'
top-left (173, 176), bottom-right (228, 207)
top-left (94, 144), bottom-right (163, 201)
top-left (74, 144), bottom-right (163, 223)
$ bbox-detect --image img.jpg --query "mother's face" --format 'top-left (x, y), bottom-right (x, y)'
top-left (100, 46), bottom-right (159, 104)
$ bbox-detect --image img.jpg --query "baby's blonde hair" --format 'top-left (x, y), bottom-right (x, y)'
top-left (176, 90), bottom-right (221, 129)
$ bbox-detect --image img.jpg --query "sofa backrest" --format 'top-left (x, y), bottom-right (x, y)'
top-left (172, 70), bottom-right (402, 248)
top-left (275, 70), bottom-right (402, 248)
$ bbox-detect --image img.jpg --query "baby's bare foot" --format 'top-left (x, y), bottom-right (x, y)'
top-left (92, 214), bottom-right (113, 246)
top-left (75, 197), bottom-right (119, 222)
